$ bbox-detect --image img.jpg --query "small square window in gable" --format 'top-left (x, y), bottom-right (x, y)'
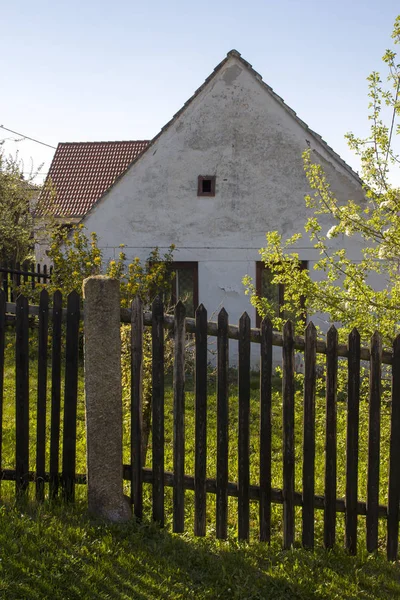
top-left (198, 175), bottom-right (216, 197)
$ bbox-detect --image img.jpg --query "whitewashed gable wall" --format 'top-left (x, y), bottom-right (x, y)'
top-left (83, 55), bottom-right (367, 363)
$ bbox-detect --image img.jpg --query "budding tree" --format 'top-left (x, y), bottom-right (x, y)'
top-left (244, 16), bottom-right (400, 346)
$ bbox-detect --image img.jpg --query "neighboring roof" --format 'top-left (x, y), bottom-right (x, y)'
top-left (37, 140), bottom-right (149, 217)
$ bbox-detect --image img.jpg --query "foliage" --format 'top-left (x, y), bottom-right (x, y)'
top-left (244, 15), bottom-right (400, 349)
top-left (0, 145), bottom-right (40, 266)
top-left (18, 223), bottom-right (175, 306)
top-left (18, 223), bottom-right (177, 461)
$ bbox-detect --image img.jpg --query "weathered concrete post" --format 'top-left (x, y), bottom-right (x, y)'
top-left (83, 275), bottom-right (131, 522)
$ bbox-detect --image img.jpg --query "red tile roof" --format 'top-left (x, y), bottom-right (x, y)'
top-left (38, 140), bottom-right (149, 217)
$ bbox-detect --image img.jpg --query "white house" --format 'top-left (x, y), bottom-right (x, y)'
top-left (40, 50), bottom-right (367, 363)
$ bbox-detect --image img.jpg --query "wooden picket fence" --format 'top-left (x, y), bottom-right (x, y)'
top-left (0, 290), bottom-right (81, 501)
top-left (124, 297), bottom-right (400, 561)
top-left (1, 291), bottom-right (400, 561)
top-left (0, 262), bottom-right (52, 302)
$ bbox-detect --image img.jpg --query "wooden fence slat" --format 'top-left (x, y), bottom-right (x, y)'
top-left (324, 325), bottom-right (338, 549)
top-left (10, 268), bottom-right (14, 303)
top-left (22, 263), bottom-right (28, 285)
top-left (50, 291), bottom-right (62, 498)
top-left (31, 263), bottom-right (35, 290)
top-left (152, 296), bottom-right (164, 526)
top-left (15, 294), bottom-right (29, 497)
top-left (367, 331), bottom-right (381, 553)
top-left (194, 304), bottom-right (207, 536)
top-left (346, 328), bottom-right (360, 555)
top-left (16, 263), bottom-right (21, 290)
top-left (131, 296), bottom-right (143, 519)
top-left (62, 291), bottom-right (80, 502)
top-left (36, 289), bottom-right (49, 501)
top-left (283, 320), bottom-right (295, 549)
top-left (3, 272), bottom-right (9, 303)
top-left (216, 308), bottom-right (229, 539)
top-left (238, 312), bottom-right (250, 541)
top-left (387, 334), bottom-right (400, 561)
top-left (173, 301), bottom-right (186, 533)
top-left (0, 291), bottom-right (5, 481)
top-left (259, 317), bottom-right (273, 542)
top-left (302, 321), bottom-right (317, 549)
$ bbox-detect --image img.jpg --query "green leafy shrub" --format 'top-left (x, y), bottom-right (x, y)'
top-left (18, 224), bottom-right (177, 461)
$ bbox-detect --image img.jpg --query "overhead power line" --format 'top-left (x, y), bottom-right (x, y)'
top-left (0, 125), bottom-right (56, 149)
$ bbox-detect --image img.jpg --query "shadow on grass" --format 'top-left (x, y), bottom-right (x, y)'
top-left (0, 501), bottom-right (399, 600)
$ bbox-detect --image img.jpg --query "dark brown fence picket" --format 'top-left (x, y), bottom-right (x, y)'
top-left (194, 304), bottom-right (207, 536)
top-left (0, 290), bottom-right (5, 483)
top-left (50, 291), bottom-right (62, 498)
top-left (367, 331), bottom-right (382, 553)
top-left (15, 263), bottom-right (21, 290)
top-left (216, 307), bottom-right (229, 539)
top-left (22, 262), bottom-right (28, 285)
top-left (324, 325), bottom-right (338, 549)
top-left (2, 274), bottom-right (9, 303)
top-left (282, 320), bottom-right (295, 549)
top-left (36, 289), bottom-right (49, 501)
top-left (387, 334), bottom-right (400, 561)
top-left (62, 291), bottom-right (80, 502)
top-left (131, 296), bottom-right (143, 519)
top-left (302, 322), bottom-right (317, 549)
top-left (259, 317), bottom-right (272, 543)
top-left (238, 312), bottom-right (250, 541)
top-left (152, 296), bottom-right (165, 526)
top-left (346, 328), bottom-right (360, 555)
top-left (173, 301), bottom-right (186, 533)
top-left (15, 295), bottom-right (29, 496)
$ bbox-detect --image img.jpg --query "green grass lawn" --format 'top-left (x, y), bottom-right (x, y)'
top-left (1, 333), bottom-right (400, 599)
top-left (1, 501), bottom-right (400, 600)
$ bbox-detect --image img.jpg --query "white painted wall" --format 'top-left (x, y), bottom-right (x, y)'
top-left (82, 53), bottom-right (367, 365)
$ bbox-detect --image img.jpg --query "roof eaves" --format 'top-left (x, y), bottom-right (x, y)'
top-left (229, 51), bottom-right (362, 185)
top-left (80, 53), bottom-right (234, 222)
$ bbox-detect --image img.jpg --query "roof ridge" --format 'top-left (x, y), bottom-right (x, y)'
top-left (58, 140), bottom-right (150, 146)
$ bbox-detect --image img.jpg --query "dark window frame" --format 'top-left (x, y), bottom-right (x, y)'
top-left (255, 261), bottom-right (308, 327)
top-left (197, 175), bottom-right (216, 197)
top-left (168, 261), bottom-right (199, 316)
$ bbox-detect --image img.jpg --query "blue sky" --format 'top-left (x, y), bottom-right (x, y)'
top-left (1, 0), bottom-right (398, 182)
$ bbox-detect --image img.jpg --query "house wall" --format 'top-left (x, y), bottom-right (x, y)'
top-left (82, 54), bottom-right (368, 365)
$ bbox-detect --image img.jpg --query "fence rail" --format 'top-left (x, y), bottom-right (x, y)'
top-left (1, 291), bottom-right (400, 561)
top-left (5, 301), bottom-right (395, 365)
top-left (0, 262), bottom-right (52, 302)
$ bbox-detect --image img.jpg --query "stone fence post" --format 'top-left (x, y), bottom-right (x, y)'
top-left (83, 275), bottom-right (131, 522)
